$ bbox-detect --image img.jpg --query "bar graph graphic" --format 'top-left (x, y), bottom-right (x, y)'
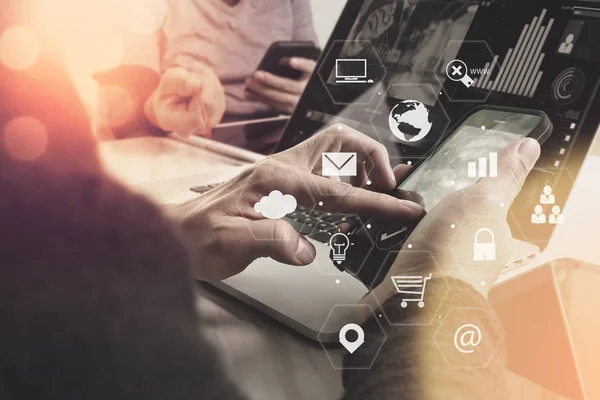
top-left (467, 153), bottom-right (498, 178)
top-left (473, 9), bottom-right (554, 97)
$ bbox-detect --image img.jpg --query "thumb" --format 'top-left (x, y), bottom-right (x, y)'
top-left (244, 219), bottom-right (317, 266)
top-left (473, 137), bottom-right (541, 209)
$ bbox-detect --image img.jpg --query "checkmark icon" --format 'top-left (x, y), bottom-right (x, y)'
top-left (380, 226), bottom-right (408, 241)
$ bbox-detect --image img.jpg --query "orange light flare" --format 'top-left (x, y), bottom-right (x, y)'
top-left (33, 0), bottom-right (166, 110)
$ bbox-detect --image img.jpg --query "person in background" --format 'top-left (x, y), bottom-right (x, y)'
top-left (94, 0), bottom-right (318, 141)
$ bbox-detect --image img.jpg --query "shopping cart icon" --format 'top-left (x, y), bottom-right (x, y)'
top-left (391, 273), bottom-right (433, 308)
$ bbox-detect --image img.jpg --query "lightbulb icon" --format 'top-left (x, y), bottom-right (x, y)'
top-left (330, 232), bottom-right (350, 265)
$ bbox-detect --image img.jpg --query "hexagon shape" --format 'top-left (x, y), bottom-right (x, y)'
top-left (448, 215), bottom-right (519, 279)
top-left (369, 251), bottom-right (450, 326)
top-left (507, 167), bottom-right (576, 246)
top-left (235, 163), bottom-right (316, 240)
top-left (370, 84), bottom-right (450, 156)
top-left (434, 307), bottom-right (503, 369)
top-left (434, 40), bottom-right (499, 103)
top-left (299, 125), bottom-right (381, 200)
top-left (449, 126), bottom-right (527, 203)
top-left (312, 215), bottom-right (376, 277)
top-left (317, 304), bottom-right (386, 370)
top-left (317, 40), bottom-right (387, 105)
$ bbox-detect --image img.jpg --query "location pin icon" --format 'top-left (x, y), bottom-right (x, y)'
top-left (339, 323), bottom-right (365, 354)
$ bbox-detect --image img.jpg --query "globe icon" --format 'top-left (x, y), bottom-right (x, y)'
top-left (388, 100), bottom-right (433, 143)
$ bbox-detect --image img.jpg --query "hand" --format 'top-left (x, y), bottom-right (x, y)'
top-left (364, 138), bottom-right (541, 311)
top-left (144, 65), bottom-right (226, 136)
top-left (244, 57), bottom-right (316, 114)
top-left (170, 125), bottom-right (423, 281)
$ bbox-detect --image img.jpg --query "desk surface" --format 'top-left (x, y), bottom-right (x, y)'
top-left (99, 136), bottom-right (600, 400)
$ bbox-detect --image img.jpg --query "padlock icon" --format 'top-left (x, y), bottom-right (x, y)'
top-left (473, 228), bottom-right (496, 261)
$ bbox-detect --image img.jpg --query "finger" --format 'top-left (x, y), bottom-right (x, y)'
top-left (253, 70), bottom-right (304, 95)
top-left (350, 162), bottom-right (368, 188)
top-left (160, 97), bottom-right (198, 133)
top-left (244, 219), bottom-right (316, 266)
top-left (473, 138), bottom-right (541, 209)
top-left (289, 57), bottom-right (317, 75)
top-left (296, 124), bottom-right (397, 190)
top-left (245, 89), bottom-right (295, 114)
top-left (243, 161), bottom-right (423, 223)
top-left (393, 164), bottom-right (412, 182)
top-left (245, 77), bottom-right (301, 104)
top-left (161, 68), bottom-right (202, 97)
top-left (292, 171), bottom-right (422, 221)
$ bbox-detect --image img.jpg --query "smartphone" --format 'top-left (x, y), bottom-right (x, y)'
top-left (253, 41), bottom-right (321, 80)
top-left (394, 106), bottom-right (552, 212)
top-left (338, 106), bottom-right (553, 287)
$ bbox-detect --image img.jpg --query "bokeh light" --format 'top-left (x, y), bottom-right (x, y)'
top-left (34, 0), bottom-right (126, 108)
top-left (3, 117), bottom-right (48, 161)
top-left (0, 26), bottom-right (41, 70)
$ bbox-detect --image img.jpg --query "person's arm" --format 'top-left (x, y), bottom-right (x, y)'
top-left (342, 279), bottom-right (508, 399)
top-left (93, 16), bottom-right (164, 140)
top-left (341, 137), bottom-right (542, 399)
top-left (94, 3), bottom-right (225, 140)
top-left (291, 0), bottom-right (318, 43)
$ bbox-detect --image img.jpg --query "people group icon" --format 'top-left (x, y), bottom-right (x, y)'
top-left (531, 185), bottom-right (564, 225)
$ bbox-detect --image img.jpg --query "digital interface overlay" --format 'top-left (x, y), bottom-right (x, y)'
top-left (282, 0), bottom-right (600, 249)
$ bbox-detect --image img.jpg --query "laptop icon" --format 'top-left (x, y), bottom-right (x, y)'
top-left (335, 59), bottom-right (372, 83)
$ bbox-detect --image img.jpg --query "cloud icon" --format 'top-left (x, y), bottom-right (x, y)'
top-left (254, 190), bottom-right (297, 220)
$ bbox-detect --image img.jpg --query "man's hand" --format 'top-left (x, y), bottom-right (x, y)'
top-left (364, 138), bottom-right (541, 312)
top-left (244, 57), bottom-right (316, 114)
top-left (170, 125), bottom-right (423, 281)
top-left (144, 65), bottom-right (226, 136)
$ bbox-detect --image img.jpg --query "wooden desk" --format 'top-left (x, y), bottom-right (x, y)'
top-left (99, 135), bottom-right (600, 400)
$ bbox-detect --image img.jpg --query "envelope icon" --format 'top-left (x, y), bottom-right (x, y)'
top-left (322, 152), bottom-right (357, 177)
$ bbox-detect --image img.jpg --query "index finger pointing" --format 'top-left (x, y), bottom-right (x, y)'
top-left (303, 173), bottom-right (423, 221)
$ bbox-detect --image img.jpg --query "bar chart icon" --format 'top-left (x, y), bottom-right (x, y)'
top-left (473, 9), bottom-right (554, 98)
top-left (468, 153), bottom-right (498, 178)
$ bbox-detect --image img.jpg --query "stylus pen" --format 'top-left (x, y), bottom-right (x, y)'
top-left (196, 96), bottom-right (212, 139)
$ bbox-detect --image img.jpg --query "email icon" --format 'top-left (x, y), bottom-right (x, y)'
top-left (322, 152), bottom-right (357, 177)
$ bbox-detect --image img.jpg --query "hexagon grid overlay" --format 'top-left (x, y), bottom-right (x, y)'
top-left (317, 40), bottom-right (387, 105)
top-left (317, 304), bottom-right (387, 370)
top-left (370, 251), bottom-right (450, 326)
top-left (434, 307), bottom-right (503, 369)
top-left (433, 40), bottom-right (499, 103)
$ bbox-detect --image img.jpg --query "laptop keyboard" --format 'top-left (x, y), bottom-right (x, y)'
top-left (190, 184), bottom-right (358, 243)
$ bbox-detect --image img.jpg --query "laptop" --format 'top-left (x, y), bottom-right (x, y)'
top-left (125, 0), bottom-right (600, 343)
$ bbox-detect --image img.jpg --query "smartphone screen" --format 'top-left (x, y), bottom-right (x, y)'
top-left (396, 109), bottom-right (542, 212)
